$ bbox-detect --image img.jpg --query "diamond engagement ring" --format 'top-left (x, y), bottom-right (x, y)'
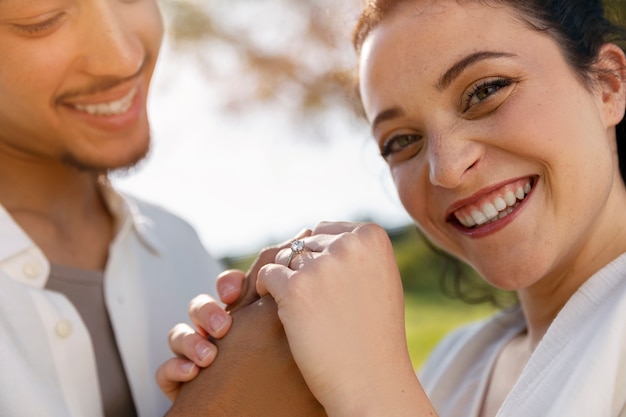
top-left (286, 239), bottom-right (306, 268)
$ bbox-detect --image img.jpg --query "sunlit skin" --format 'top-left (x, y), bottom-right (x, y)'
top-left (359, 1), bottom-right (626, 345)
top-left (0, 0), bottom-right (163, 269)
top-left (0, 0), bottom-right (163, 170)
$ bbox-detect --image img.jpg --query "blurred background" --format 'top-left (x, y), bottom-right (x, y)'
top-left (113, 0), bottom-right (412, 259)
top-left (111, 0), bottom-right (528, 368)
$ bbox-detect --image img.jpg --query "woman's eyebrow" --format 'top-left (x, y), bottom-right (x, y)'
top-left (437, 51), bottom-right (516, 90)
top-left (371, 106), bottom-right (405, 133)
top-left (370, 51), bottom-right (516, 132)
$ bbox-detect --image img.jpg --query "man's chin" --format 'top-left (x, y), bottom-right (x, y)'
top-left (61, 145), bottom-right (151, 174)
top-left (108, 155), bottom-right (150, 179)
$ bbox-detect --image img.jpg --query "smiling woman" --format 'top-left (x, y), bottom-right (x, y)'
top-left (359, 1), bottom-right (626, 292)
top-left (161, 1), bottom-right (626, 416)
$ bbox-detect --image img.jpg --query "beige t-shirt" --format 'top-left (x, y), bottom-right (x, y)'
top-left (46, 264), bottom-right (137, 417)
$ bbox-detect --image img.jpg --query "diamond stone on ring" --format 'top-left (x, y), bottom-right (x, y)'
top-left (286, 239), bottom-right (306, 268)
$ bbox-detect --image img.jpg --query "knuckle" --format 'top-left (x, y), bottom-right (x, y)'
top-left (189, 293), bottom-right (215, 308)
top-left (169, 323), bottom-right (190, 340)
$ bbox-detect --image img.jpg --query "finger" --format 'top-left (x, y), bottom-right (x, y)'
top-left (256, 262), bottom-right (293, 302)
top-left (311, 221), bottom-right (364, 235)
top-left (273, 235), bottom-right (329, 269)
top-left (155, 357), bottom-right (199, 402)
top-left (168, 323), bottom-right (218, 366)
top-left (228, 246), bottom-right (278, 311)
top-left (188, 294), bottom-right (232, 339)
top-left (228, 228), bottom-right (312, 313)
top-left (216, 269), bottom-right (246, 305)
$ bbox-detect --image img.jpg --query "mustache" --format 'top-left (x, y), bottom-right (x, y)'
top-left (55, 55), bottom-right (149, 104)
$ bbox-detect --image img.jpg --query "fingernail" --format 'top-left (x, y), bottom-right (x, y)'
top-left (196, 344), bottom-right (213, 362)
top-left (210, 313), bottom-right (228, 334)
top-left (181, 361), bottom-right (196, 375)
top-left (220, 282), bottom-right (238, 299)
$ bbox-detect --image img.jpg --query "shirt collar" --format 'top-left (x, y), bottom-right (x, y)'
top-left (0, 180), bottom-right (162, 286)
top-left (0, 204), bottom-right (50, 287)
top-left (99, 178), bottom-right (164, 256)
top-left (0, 204), bottom-right (35, 262)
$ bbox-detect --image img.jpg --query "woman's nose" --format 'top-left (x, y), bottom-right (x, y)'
top-left (426, 129), bottom-right (483, 189)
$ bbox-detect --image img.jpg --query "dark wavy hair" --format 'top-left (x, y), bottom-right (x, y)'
top-left (352, 0), bottom-right (626, 305)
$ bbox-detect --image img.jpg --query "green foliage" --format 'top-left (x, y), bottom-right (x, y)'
top-left (404, 294), bottom-right (497, 369)
top-left (388, 226), bottom-right (503, 368)
top-left (222, 253), bottom-right (256, 273)
top-left (388, 226), bottom-right (447, 295)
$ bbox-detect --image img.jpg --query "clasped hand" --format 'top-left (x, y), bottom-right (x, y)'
top-left (156, 221), bottom-right (416, 415)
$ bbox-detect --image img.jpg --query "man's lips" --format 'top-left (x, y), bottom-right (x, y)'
top-left (58, 82), bottom-right (146, 133)
top-left (68, 86), bottom-right (138, 116)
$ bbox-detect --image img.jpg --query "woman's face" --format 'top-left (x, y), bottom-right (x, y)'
top-left (359, 1), bottom-right (626, 290)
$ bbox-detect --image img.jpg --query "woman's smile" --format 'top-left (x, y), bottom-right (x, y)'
top-left (448, 177), bottom-right (535, 234)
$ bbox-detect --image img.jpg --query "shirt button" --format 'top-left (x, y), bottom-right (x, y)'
top-left (22, 261), bottom-right (42, 279)
top-left (55, 319), bottom-right (73, 338)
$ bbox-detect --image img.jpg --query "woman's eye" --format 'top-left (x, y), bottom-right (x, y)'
top-left (464, 77), bottom-right (512, 111)
top-left (380, 134), bottom-right (423, 162)
top-left (12, 13), bottom-right (64, 36)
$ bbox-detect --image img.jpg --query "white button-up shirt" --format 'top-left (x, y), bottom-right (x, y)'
top-left (0, 185), bottom-right (223, 417)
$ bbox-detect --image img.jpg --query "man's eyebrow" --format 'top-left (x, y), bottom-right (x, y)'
top-left (371, 106), bottom-right (405, 133)
top-left (437, 51), bottom-right (516, 90)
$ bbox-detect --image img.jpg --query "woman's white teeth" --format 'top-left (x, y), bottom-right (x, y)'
top-left (493, 197), bottom-right (507, 211)
top-left (73, 88), bottom-right (136, 116)
top-left (456, 182), bottom-right (532, 228)
top-left (504, 191), bottom-right (517, 206)
top-left (481, 203), bottom-right (499, 220)
top-left (471, 210), bottom-right (488, 225)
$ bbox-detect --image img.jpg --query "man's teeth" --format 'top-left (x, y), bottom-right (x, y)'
top-left (456, 182), bottom-right (532, 228)
top-left (73, 88), bottom-right (136, 116)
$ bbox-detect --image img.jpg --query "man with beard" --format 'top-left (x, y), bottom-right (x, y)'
top-left (0, 2), bottom-right (225, 416)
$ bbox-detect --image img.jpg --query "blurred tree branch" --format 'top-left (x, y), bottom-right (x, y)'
top-left (155, 0), bottom-right (626, 143)
top-left (158, 0), bottom-right (362, 122)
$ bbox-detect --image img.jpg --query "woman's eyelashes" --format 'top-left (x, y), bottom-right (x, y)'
top-left (380, 133), bottom-right (423, 162)
top-left (463, 77), bottom-right (514, 112)
top-left (378, 76), bottom-right (515, 162)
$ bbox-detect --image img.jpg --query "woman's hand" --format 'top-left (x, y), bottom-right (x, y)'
top-left (257, 222), bottom-right (428, 416)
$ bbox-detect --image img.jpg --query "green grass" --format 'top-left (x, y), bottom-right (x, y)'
top-left (404, 294), bottom-right (497, 370)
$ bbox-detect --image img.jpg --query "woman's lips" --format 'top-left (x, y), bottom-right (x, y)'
top-left (449, 177), bottom-right (535, 229)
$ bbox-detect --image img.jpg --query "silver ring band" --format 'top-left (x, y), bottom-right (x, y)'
top-left (286, 239), bottom-right (306, 268)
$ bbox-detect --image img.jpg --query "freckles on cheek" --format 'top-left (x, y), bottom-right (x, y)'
top-left (397, 185), bottom-right (425, 224)
top-left (391, 167), bottom-right (424, 214)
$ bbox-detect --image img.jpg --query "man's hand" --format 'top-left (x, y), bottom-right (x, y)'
top-left (156, 229), bottom-right (314, 403)
top-left (166, 295), bottom-right (326, 416)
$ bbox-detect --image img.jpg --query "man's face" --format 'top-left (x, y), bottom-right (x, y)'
top-left (0, 0), bottom-right (163, 171)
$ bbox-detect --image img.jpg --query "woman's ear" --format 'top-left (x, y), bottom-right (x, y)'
top-left (594, 43), bottom-right (626, 128)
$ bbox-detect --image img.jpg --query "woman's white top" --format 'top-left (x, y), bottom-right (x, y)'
top-left (420, 253), bottom-right (626, 417)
